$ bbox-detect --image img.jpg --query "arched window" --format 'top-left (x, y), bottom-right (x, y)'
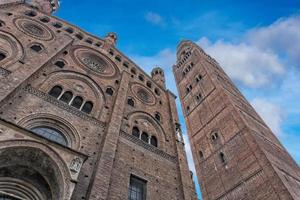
top-left (199, 151), bottom-right (204, 159)
top-left (132, 127), bottom-right (140, 138)
top-left (106, 87), bottom-right (114, 96)
top-left (31, 126), bottom-right (67, 146)
top-left (127, 98), bottom-right (135, 107)
top-left (150, 136), bottom-right (158, 147)
top-left (0, 52), bottom-right (6, 61)
top-left (130, 68), bottom-right (136, 75)
top-left (48, 86), bottom-right (62, 98)
top-left (154, 112), bottom-right (161, 122)
top-left (81, 101), bottom-right (93, 114)
top-left (138, 74), bottom-right (144, 82)
top-left (71, 96), bottom-right (83, 109)
top-left (59, 91), bottom-right (73, 104)
top-left (211, 132), bottom-right (219, 141)
top-left (141, 132), bottom-right (149, 143)
top-left (219, 152), bottom-right (226, 164)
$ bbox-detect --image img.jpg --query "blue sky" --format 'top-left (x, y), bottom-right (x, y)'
top-left (55, 1), bottom-right (300, 199)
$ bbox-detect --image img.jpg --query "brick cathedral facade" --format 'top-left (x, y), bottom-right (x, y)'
top-left (0, 1), bottom-right (197, 199)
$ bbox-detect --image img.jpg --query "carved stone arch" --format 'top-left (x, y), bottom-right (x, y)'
top-left (70, 45), bottom-right (121, 79)
top-left (127, 111), bottom-right (167, 150)
top-left (17, 113), bottom-right (81, 150)
top-left (0, 140), bottom-right (73, 200)
top-left (0, 30), bottom-right (24, 69)
top-left (39, 70), bottom-right (106, 118)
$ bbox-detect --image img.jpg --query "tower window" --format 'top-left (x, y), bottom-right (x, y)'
top-left (132, 127), bottom-right (140, 138)
top-left (186, 106), bottom-right (190, 112)
top-left (30, 44), bottom-right (43, 52)
top-left (199, 151), bottom-right (204, 159)
top-left (219, 152), bottom-right (226, 164)
top-left (81, 101), bottom-right (93, 114)
top-left (0, 52), bottom-right (6, 61)
top-left (31, 126), bottom-right (67, 146)
top-left (211, 132), bottom-right (219, 141)
top-left (196, 93), bottom-right (202, 102)
top-left (54, 60), bottom-right (66, 68)
top-left (71, 96), bottom-right (83, 109)
top-left (128, 175), bottom-right (147, 200)
top-left (127, 98), bottom-right (135, 107)
top-left (106, 87), bottom-right (114, 96)
top-left (59, 91), bottom-right (73, 104)
top-left (150, 136), bottom-right (158, 147)
top-left (196, 74), bottom-right (203, 82)
top-left (48, 85), bottom-right (63, 98)
top-left (141, 132), bottom-right (149, 143)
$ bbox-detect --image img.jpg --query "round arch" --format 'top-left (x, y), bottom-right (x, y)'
top-left (0, 140), bottom-right (72, 200)
top-left (127, 111), bottom-right (167, 150)
top-left (17, 113), bottom-right (81, 150)
top-left (39, 70), bottom-right (106, 118)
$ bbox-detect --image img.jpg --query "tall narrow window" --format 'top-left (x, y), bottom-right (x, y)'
top-left (48, 86), bottom-right (62, 98)
top-left (150, 136), bottom-right (157, 147)
top-left (0, 52), bottom-right (6, 61)
top-left (154, 113), bottom-right (161, 122)
top-left (71, 96), bottom-right (83, 109)
top-left (81, 101), bottom-right (93, 114)
top-left (128, 175), bottom-right (146, 200)
top-left (141, 132), bottom-right (149, 143)
top-left (219, 152), bottom-right (226, 164)
top-left (31, 126), bottom-right (67, 146)
top-left (59, 91), bottom-right (73, 104)
top-left (132, 127), bottom-right (140, 138)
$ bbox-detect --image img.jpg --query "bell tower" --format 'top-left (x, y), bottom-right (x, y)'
top-left (173, 40), bottom-right (300, 200)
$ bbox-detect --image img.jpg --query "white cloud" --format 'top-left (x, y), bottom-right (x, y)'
top-left (247, 15), bottom-right (300, 65)
top-left (144, 12), bottom-right (164, 26)
top-left (251, 98), bottom-right (285, 136)
top-left (197, 38), bottom-right (284, 87)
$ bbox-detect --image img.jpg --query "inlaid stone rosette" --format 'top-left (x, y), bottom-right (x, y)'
top-left (71, 47), bottom-right (119, 78)
top-left (131, 83), bottom-right (156, 105)
top-left (14, 17), bottom-right (54, 41)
